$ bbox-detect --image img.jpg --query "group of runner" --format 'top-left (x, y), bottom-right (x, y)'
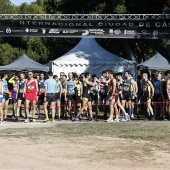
top-left (0, 69), bottom-right (170, 123)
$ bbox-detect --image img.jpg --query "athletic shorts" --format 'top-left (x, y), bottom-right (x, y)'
top-left (141, 93), bottom-right (151, 102)
top-left (61, 95), bottom-right (66, 103)
top-left (76, 96), bottom-right (82, 104)
top-left (122, 92), bottom-right (132, 101)
top-left (46, 93), bottom-right (56, 103)
top-left (110, 95), bottom-right (119, 102)
top-left (12, 99), bottom-right (17, 104)
top-left (55, 93), bottom-right (61, 103)
top-left (25, 93), bottom-right (36, 101)
top-left (38, 94), bottom-right (44, 101)
top-left (153, 94), bottom-right (162, 102)
top-left (17, 93), bottom-right (25, 103)
top-left (82, 97), bottom-right (89, 102)
top-left (162, 92), bottom-right (168, 100)
top-left (3, 93), bottom-right (9, 101)
top-left (66, 94), bottom-right (76, 104)
top-left (90, 93), bottom-right (98, 101)
top-left (100, 93), bottom-right (107, 101)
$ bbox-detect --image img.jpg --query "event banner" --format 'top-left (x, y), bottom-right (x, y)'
top-left (0, 19), bottom-right (170, 38)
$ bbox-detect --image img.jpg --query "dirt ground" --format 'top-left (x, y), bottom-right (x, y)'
top-left (0, 122), bottom-right (170, 170)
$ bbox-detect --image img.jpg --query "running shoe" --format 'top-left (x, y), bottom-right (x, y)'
top-left (57, 118), bottom-right (61, 121)
top-left (120, 117), bottom-right (127, 122)
top-left (106, 118), bottom-right (114, 122)
top-left (51, 119), bottom-right (55, 123)
top-left (24, 119), bottom-right (30, 123)
top-left (93, 117), bottom-right (98, 122)
top-left (113, 119), bottom-right (120, 122)
top-left (125, 115), bottom-right (131, 121)
top-left (75, 116), bottom-right (81, 121)
top-left (32, 119), bottom-right (37, 123)
top-left (43, 118), bottom-right (49, 122)
top-left (131, 113), bottom-right (134, 119)
top-left (0, 121), bottom-right (4, 124)
top-left (71, 116), bottom-right (75, 121)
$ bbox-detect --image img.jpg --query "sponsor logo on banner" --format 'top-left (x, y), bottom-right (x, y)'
top-left (0, 30), bottom-right (3, 33)
top-left (82, 30), bottom-right (89, 36)
top-left (109, 29), bottom-right (114, 35)
top-left (11, 29), bottom-right (25, 33)
top-left (25, 28), bottom-right (38, 33)
top-left (138, 30), bottom-right (150, 35)
top-left (63, 30), bottom-right (79, 34)
top-left (113, 29), bottom-right (121, 35)
top-left (89, 29), bottom-right (105, 35)
top-left (124, 30), bottom-right (135, 35)
top-left (41, 28), bottom-right (46, 34)
top-left (153, 30), bottom-right (159, 36)
top-left (6, 28), bottom-right (11, 34)
top-left (49, 29), bottom-right (60, 34)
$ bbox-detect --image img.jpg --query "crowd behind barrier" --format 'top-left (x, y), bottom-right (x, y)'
top-left (0, 69), bottom-right (169, 124)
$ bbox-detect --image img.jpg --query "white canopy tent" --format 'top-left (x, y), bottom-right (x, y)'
top-left (51, 38), bottom-right (136, 77)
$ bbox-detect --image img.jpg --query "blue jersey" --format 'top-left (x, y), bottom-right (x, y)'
top-left (154, 81), bottom-right (161, 94)
top-left (67, 80), bottom-right (75, 95)
top-left (55, 81), bottom-right (60, 93)
top-left (19, 80), bottom-right (25, 93)
top-left (3, 80), bottom-right (8, 92)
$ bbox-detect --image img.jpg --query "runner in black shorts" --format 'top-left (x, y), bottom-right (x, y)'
top-left (16, 73), bottom-right (26, 119)
top-left (44, 71), bottom-right (57, 123)
top-left (140, 73), bottom-right (155, 120)
top-left (53, 75), bottom-right (62, 120)
top-left (74, 74), bottom-right (82, 114)
top-left (37, 73), bottom-right (45, 118)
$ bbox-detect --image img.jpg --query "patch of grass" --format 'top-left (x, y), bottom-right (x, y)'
top-left (1, 121), bottom-right (170, 143)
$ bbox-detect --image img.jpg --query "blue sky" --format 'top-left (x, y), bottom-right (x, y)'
top-left (10, 0), bottom-right (34, 6)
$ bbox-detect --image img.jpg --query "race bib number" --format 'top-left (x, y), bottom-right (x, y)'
top-left (40, 88), bottom-right (45, 92)
top-left (20, 89), bottom-right (24, 93)
top-left (28, 85), bottom-right (34, 90)
top-left (13, 87), bottom-right (18, 92)
top-left (68, 90), bottom-right (75, 95)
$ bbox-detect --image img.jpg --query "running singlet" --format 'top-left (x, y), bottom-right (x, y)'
top-left (19, 80), bottom-right (25, 93)
top-left (82, 84), bottom-right (90, 99)
top-left (12, 81), bottom-right (18, 99)
top-left (26, 79), bottom-right (36, 93)
top-left (141, 80), bottom-right (151, 95)
top-left (38, 80), bottom-right (45, 95)
top-left (0, 80), bottom-right (3, 96)
top-left (154, 81), bottom-right (161, 94)
top-left (108, 78), bottom-right (118, 95)
top-left (55, 81), bottom-right (60, 93)
top-left (123, 79), bottom-right (131, 93)
top-left (75, 81), bottom-right (81, 97)
top-left (3, 80), bottom-right (8, 92)
top-left (67, 80), bottom-right (75, 95)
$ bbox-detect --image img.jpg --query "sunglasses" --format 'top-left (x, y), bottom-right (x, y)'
top-left (29, 74), bottom-right (32, 75)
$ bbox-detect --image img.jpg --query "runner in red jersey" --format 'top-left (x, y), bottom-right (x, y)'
top-left (24, 71), bottom-right (38, 123)
top-left (106, 71), bottom-right (128, 122)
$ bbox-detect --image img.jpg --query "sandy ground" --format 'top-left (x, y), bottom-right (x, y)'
top-left (0, 122), bottom-right (170, 170)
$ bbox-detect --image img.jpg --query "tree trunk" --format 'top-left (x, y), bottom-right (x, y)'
top-left (123, 40), bottom-right (136, 61)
